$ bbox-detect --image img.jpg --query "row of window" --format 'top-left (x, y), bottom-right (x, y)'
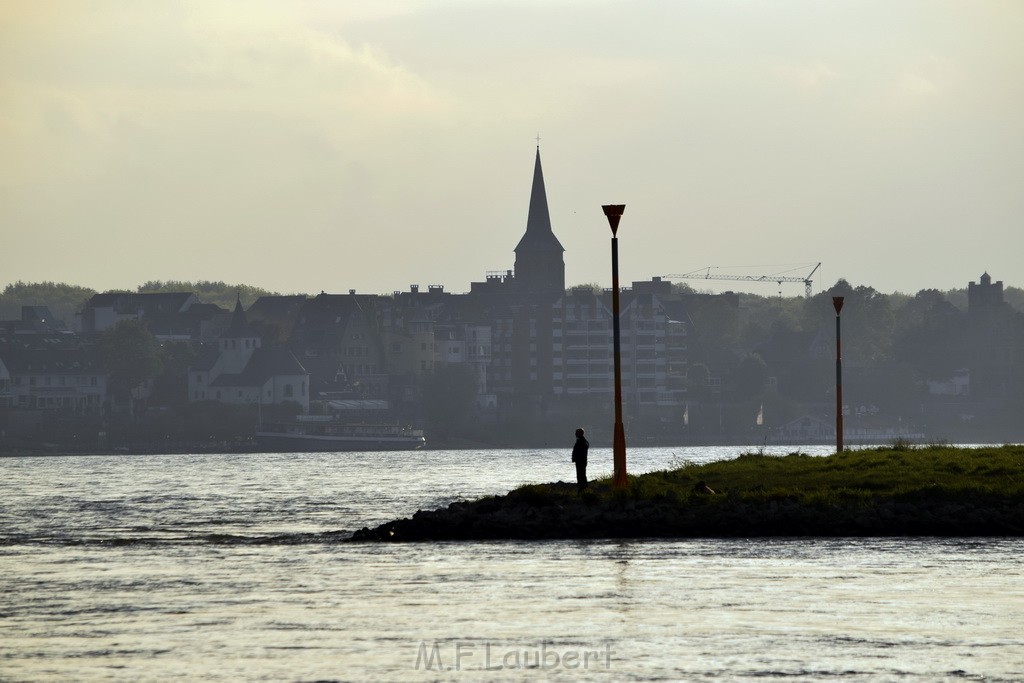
top-left (192, 381), bottom-right (307, 402)
top-left (14, 375), bottom-right (99, 387)
top-left (19, 395), bottom-right (100, 407)
top-left (221, 338), bottom-right (258, 350)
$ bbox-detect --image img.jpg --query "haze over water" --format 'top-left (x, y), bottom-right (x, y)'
top-left (2, 447), bottom-right (1022, 681)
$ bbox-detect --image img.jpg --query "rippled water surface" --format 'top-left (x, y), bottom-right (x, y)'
top-left (2, 446), bottom-right (1022, 682)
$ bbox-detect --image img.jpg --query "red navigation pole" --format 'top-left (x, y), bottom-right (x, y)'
top-left (603, 204), bottom-right (628, 489)
top-left (833, 296), bottom-right (844, 453)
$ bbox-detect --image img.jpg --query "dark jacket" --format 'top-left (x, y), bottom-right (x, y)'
top-left (572, 436), bottom-right (589, 465)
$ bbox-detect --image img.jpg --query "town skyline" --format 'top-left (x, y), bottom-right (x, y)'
top-left (3, 2), bottom-right (1022, 296)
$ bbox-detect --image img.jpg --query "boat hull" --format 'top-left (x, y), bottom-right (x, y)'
top-left (255, 431), bottom-right (425, 452)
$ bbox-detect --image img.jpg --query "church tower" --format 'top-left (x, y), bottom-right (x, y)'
top-left (218, 298), bottom-right (261, 374)
top-left (513, 147), bottom-right (565, 298)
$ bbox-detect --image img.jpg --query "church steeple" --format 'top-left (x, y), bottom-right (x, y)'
top-left (515, 147), bottom-right (565, 253)
top-left (514, 146), bottom-right (565, 297)
top-left (223, 296), bottom-right (257, 338)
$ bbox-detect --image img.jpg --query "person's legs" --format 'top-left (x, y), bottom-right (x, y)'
top-left (576, 463), bottom-right (587, 493)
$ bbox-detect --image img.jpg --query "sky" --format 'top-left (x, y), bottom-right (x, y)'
top-left (2, 1), bottom-right (1022, 298)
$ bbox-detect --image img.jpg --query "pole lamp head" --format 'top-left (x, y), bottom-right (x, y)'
top-left (832, 296), bottom-right (844, 315)
top-left (602, 204), bottom-right (626, 236)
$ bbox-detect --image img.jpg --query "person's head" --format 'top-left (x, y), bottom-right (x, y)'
top-left (575, 428), bottom-right (585, 438)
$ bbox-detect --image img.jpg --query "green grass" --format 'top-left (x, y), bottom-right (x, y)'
top-left (507, 445), bottom-right (1024, 507)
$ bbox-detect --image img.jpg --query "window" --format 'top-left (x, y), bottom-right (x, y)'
top-left (284, 384), bottom-right (294, 398)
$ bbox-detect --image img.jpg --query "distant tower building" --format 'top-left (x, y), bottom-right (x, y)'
top-left (513, 147), bottom-right (565, 298)
top-left (968, 272), bottom-right (1004, 318)
top-left (967, 272), bottom-right (1013, 398)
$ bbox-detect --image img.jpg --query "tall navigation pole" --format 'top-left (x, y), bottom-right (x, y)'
top-left (602, 204), bottom-right (628, 489)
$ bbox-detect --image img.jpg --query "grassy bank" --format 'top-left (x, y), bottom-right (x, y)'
top-left (351, 445), bottom-right (1024, 541)
top-left (519, 444), bottom-right (1024, 505)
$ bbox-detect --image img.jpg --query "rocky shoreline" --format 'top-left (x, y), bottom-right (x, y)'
top-left (350, 482), bottom-right (1024, 542)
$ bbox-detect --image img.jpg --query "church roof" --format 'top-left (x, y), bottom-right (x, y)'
top-left (514, 148), bottom-right (564, 253)
top-left (209, 348), bottom-right (308, 388)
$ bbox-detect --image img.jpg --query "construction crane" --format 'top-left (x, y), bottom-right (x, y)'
top-left (665, 262), bottom-right (822, 298)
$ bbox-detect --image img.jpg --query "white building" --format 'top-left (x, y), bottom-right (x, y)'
top-left (188, 300), bottom-right (310, 411)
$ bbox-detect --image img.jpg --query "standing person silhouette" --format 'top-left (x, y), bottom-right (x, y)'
top-left (571, 428), bottom-right (589, 494)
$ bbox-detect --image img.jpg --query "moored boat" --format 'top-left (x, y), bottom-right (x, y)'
top-left (256, 415), bottom-right (425, 452)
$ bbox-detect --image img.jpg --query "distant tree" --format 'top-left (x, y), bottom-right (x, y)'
top-left (0, 281), bottom-right (96, 324)
top-left (568, 283), bottom-right (603, 295)
top-left (149, 341), bottom-right (197, 408)
top-left (137, 280), bottom-right (284, 308)
top-left (944, 288), bottom-right (968, 312)
top-left (97, 319), bottom-right (164, 415)
top-left (733, 353), bottom-right (769, 398)
top-left (685, 363), bottom-right (711, 396)
top-left (686, 296), bottom-right (740, 350)
top-left (898, 289), bottom-right (948, 329)
top-left (738, 293), bottom-right (805, 334)
top-left (1003, 286), bottom-right (1024, 314)
top-left (892, 297), bottom-right (968, 381)
top-left (779, 355), bottom-right (832, 402)
top-left (805, 280), bottom-right (896, 365)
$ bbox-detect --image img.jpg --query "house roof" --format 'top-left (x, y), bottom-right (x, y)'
top-left (288, 293), bottom-right (379, 352)
top-left (246, 295), bottom-right (308, 334)
top-left (208, 348), bottom-right (307, 388)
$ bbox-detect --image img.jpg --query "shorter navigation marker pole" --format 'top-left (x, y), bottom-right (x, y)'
top-left (603, 204), bottom-right (628, 489)
top-left (833, 296), bottom-right (844, 453)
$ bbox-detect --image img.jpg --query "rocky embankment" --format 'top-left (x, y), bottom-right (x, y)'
top-left (350, 483), bottom-right (1024, 542)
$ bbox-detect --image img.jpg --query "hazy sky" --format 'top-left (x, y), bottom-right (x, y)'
top-left (2, 1), bottom-right (1022, 297)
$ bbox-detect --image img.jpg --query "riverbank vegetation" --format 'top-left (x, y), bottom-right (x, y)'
top-left (350, 445), bottom-right (1024, 541)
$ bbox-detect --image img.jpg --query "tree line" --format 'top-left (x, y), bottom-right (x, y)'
top-left (0, 280), bottom-right (287, 325)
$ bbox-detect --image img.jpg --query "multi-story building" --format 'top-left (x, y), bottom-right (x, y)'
top-left (0, 336), bottom-right (107, 412)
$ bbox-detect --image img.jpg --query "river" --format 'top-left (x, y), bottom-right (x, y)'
top-left (1, 446), bottom-right (1021, 681)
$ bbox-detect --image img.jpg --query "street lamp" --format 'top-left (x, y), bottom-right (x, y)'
top-left (602, 204), bottom-right (628, 489)
top-left (833, 296), bottom-right (844, 453)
